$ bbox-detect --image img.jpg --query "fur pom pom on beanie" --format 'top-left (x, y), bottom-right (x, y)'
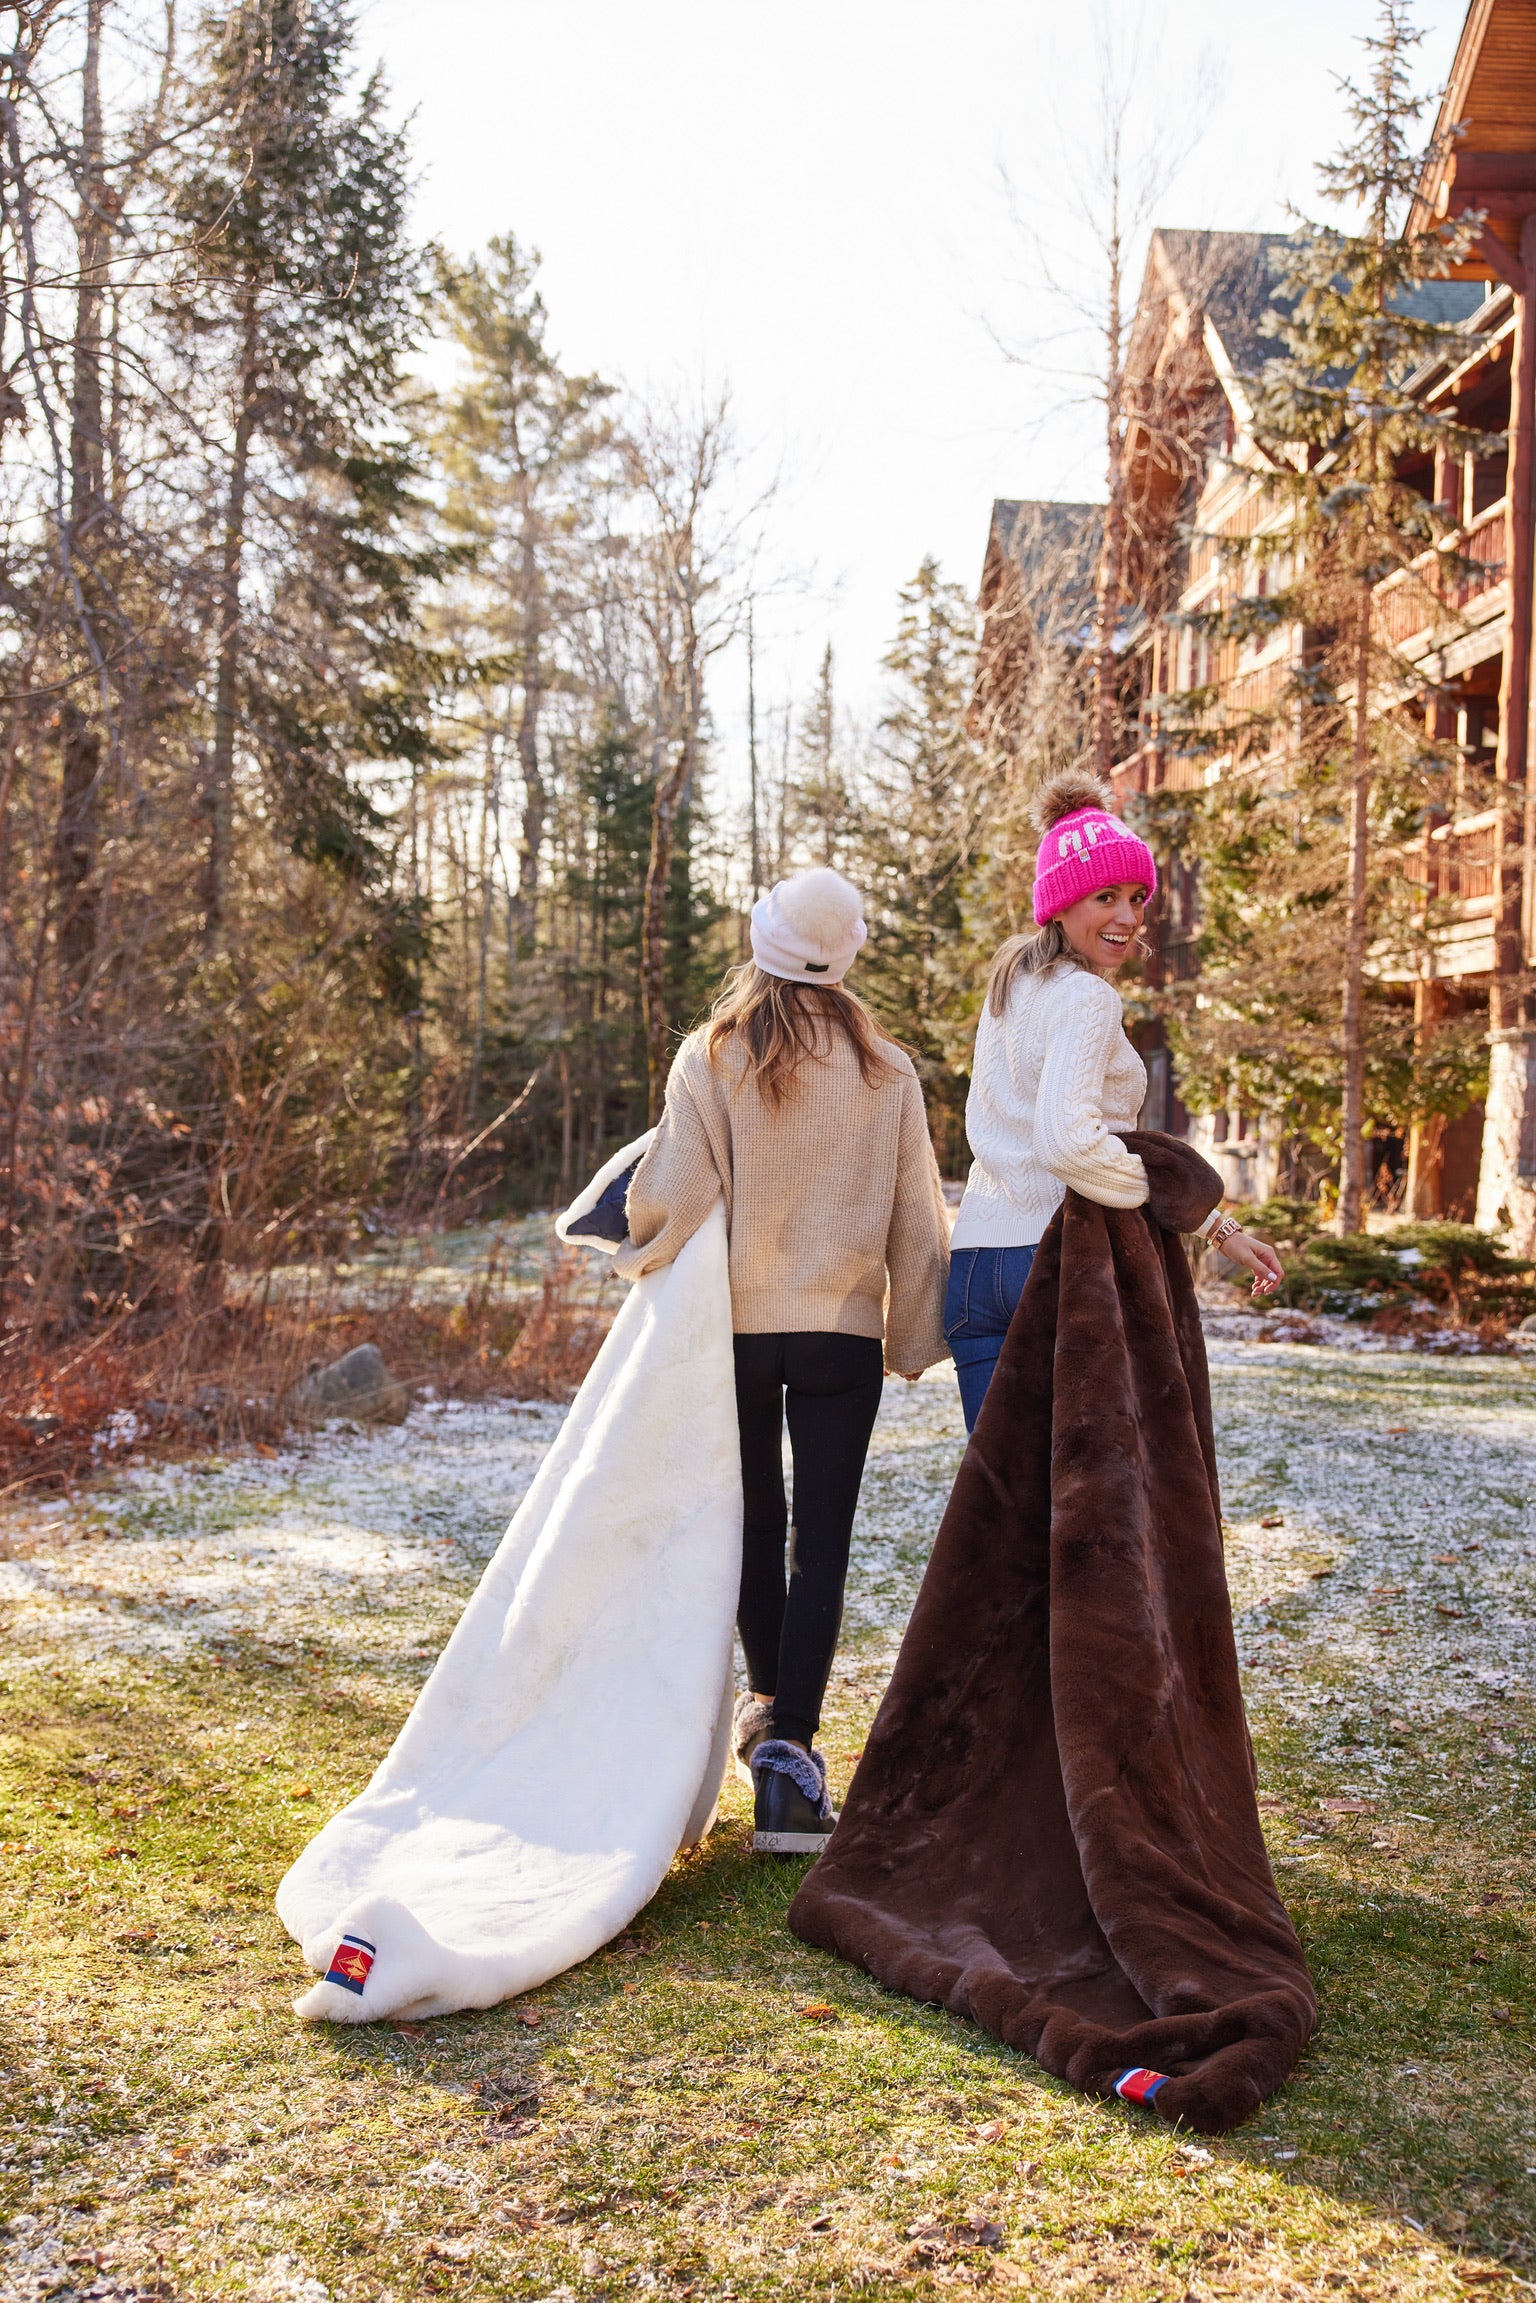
top-left (750, 867), bottom-right (869, 985)
top-left (1030, 768), bottom-right (1157, 927)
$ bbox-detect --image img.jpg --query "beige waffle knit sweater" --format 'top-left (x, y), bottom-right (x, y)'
top-left (614, 1026), bottom-right (951, 1375)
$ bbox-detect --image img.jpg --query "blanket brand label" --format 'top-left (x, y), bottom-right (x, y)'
top-left (324, 1933), bottom-right (377, 1996)
top-left (1114, 2067), bottom-right (1170, 2105)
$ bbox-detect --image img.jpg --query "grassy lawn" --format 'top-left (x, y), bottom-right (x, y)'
top-left (0, 1352), bottom-right (1534, 2300)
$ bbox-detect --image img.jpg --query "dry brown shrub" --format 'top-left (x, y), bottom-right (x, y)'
top-left (501, 1249), bottom-right (613, 1401)
top-left (1368, 1302), bottom-right (1444, 1336)
top-left (0, 1240), bottom-right (618, 1492)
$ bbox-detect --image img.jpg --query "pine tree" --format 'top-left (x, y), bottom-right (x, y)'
top-left (166, 0), bottom-right (432, 939)
top-left (1151, 772), bottom-right (1486, 1185)
top-left (785, 643), bottom-right (855, 869)
top-left (856, 560), bottom-right (982, 1170)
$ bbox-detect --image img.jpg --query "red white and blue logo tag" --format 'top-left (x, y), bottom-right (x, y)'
top-left (324, 1933), bottom-right (377, 1996)
top-left (1114, 2067), bottom-right (1170, 2105)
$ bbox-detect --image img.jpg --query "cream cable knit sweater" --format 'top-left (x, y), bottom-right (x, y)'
top-left (950, 961), bottom-right (1149, 1250)
top-left (615, 1027), bottom-right (951, 1375)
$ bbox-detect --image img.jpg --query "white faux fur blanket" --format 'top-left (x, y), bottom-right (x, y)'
top-left (276, 1135), bottom-right (742, 2022)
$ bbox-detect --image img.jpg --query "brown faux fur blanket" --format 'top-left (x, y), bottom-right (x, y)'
top-left (789, 1132), bottom-right (1316, 2135)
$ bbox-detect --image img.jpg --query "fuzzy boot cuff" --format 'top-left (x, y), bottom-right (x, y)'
top-left (750, 1738), bottom-right (833, 1821)
top-left (732, 1695), bottom-right (774, 1785)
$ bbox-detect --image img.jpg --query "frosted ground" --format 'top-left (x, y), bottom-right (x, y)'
top-left (1, 1335), bottom-right (1533, 1750)
top-left (2, 1328), bottom-right (1536, 2301)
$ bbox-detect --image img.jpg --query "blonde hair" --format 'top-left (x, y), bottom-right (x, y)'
top-left (704, 965), bottom-right (901, 1106)
top-left (986, 920), bottom-right (1090, 1015)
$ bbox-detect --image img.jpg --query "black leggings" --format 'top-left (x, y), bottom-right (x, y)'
top-left (733, 1331), bottom-right (884, 1749)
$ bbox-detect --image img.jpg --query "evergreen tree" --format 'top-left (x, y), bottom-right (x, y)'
top-left (785, 643), bottom-right (856, 869)
top-left (1150, 775), bottom-right (1486, 1183)
top-left (166, 0), bottom-right (432, 937)
top-left (433, 237), bottom-right (616, 963)
top-left (857, 560), bottom-right (982, 1170)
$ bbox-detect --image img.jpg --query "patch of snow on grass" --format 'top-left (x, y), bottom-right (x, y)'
top-left (0, 1396), bottom-right (564, 1679)
top-left (3, 1336), bottom-right (1533, 1774)
top-left (844, 1366), bottom-right (965, 1647)
top-left (1211, 1340), bottom-right (1536, 1736)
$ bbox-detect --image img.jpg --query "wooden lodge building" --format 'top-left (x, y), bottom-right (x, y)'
top-left (976, 0), bottom-right (1536, 1242)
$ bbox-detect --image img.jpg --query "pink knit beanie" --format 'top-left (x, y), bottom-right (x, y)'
top-left (1031, 770), bottom-right (1157, 926)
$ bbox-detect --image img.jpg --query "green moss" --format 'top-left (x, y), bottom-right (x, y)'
top-left (0, 1641), bottom-right (1532, 2299)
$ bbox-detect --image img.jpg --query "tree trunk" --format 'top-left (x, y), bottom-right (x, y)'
top-left (747, 603), bottom-right (762, 910)
top-left (55, 0), bottom-right (107, 1000)
top-left (1337, 581), bottom-right (1372, 1235)
top-left (69, 0), bottom-right (106, 542)
top-left (1476, 216), bottom-right (1536, 1242)
top-left (558, 1043), bottom-right (573, 1200)
top-left (641, 718), bottom-right (694, 1123)
top-left (467, 737), bottom-right (496, 1120)
top-left (53, 703), bottom-right (101, 999)
top-left (1405, 979), bottom-right (1446, 1217)
top-left (1091, 220), bottom-right (1125, 783)
top-left (511, 528), bottom-right (545, 956)
top-left (1503, 218), bottom-right (1536, 1016)
top-left (204, 288), bottom-right (259, 947)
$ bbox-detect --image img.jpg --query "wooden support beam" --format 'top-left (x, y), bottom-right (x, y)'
top-left (1492, 213), bottom-right (1536, 1028)
top-left (1451, 153), bottom-right (1536, 196)
top-left (1474, 222), bottom-right (1527, 296)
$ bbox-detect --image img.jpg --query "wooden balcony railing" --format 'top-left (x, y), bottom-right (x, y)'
top-left (1219, 654), bottom-right (1292, 721)
top-left (1110, 740), bottom-right (1212, 798)
top-left (1398, 809), bottom-right (1498, 904)
top-left (1374, 500), bottom-right (1507, 653)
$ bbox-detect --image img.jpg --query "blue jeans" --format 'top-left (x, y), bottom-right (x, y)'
top-left (945, 1244), bottom-right (1037, 1434)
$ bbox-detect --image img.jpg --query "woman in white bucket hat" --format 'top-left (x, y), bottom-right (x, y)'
top-left (615, 867), bottom-right (951, 1856)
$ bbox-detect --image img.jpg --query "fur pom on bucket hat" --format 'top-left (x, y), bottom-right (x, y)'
top-left (1031, 769), bottom-right (1157, 927)
top-left (750, 867), bottom-right (868, 986)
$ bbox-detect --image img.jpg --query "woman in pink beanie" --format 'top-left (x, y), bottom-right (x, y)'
top-left (945, 769), bottom-right (1282, 1430)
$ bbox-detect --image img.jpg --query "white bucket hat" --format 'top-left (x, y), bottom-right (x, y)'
top-left (749, 868), bottom-right (868, 985)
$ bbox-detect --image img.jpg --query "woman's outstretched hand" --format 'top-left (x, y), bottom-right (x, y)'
top-left (1218, 1229), bottom-right (1284, 1299)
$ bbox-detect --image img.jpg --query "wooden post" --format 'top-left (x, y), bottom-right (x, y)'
top-left (1477, 213), bottom-right (1536, 1239)
top-left (1493, 213), bottom-right (1536, 1023)
top-left (1406, 980), bottom-right (1446, 1217)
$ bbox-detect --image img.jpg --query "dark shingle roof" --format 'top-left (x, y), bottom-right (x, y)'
top-left (1393, 278), bottom-right (1489, 327)
top-left (1152, 229), bottom-right (1294, 373)
top-left (989, 499), bottom-right (1099, 585)
top-left (1151, 228), bottom-right (1487, 379)
top-left (982, 499), bottom-right (1100, 642)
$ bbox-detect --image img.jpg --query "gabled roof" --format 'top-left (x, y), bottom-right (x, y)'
top-left (979, 498), bottom-right (1100, 633)
top-left (1148, 229), bottom-right (1295, 377)
top-left (985, 499), bottom-right (1099, 581)
top-left (1410, 0), bottom-right (1536, 277)
top-left (1145, 229), bottom-right (1485, 393)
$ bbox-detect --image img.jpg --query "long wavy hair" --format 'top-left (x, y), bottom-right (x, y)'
top-left (704, 965), bottom-right (902, 1107)
top-left (984, 917), bottom-right (1092, 1015)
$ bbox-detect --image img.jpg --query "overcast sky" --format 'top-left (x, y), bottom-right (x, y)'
top-left (357, 0), bottom-right (1469, 816)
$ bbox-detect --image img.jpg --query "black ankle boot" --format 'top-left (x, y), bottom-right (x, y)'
top-left (751, 1739), bottom-right (835, 1856)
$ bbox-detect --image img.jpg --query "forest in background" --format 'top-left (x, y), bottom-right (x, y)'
top-left (0, 0), bottom-right (1021, 1384)
top-left (9, 0), bottom-right (1506, 1460)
